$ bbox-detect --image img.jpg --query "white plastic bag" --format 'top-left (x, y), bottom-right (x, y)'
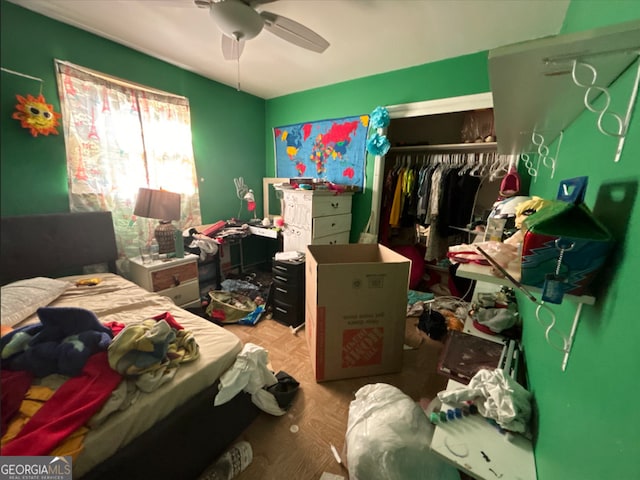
top-left (345, 383), bottom-right (459, 480)
top-left (358, 213), bottom-right (378, 244)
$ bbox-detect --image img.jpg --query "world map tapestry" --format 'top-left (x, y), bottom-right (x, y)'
top-left (274, 114), bottom-right (369, 188)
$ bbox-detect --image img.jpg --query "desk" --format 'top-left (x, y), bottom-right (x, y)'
top-left (213, 225), bottom-right (280, 276)
top-left (430, 379), bottom-right (536, 480)
top-left (429, 278), bottom-right (537, 480)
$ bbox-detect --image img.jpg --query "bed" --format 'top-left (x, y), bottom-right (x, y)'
top-left (1, 211), bottom-right (260, 480)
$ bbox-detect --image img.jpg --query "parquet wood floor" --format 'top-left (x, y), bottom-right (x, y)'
top-left (217, 315), bottom-right (449, 480)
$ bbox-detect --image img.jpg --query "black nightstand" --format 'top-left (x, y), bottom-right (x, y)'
top-left (271, 257), bottom-right (305, 327)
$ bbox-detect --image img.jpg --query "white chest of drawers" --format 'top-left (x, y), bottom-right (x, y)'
top-left (280, 190), bottom-right (353, 252)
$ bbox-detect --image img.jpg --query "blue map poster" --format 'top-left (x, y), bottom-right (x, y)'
top-left (274, 115), bottom-right (369, 189)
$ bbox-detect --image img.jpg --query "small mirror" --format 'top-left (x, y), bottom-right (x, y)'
top-left (262, 177), bottom-right (288, 220)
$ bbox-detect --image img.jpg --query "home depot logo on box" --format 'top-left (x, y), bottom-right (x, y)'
top-left (342, 327), bottom-right (384, 368)
top-left (352, 274), bottom-right (385, 290)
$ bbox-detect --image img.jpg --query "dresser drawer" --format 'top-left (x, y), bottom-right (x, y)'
top-left (313, 231), bottom-right (351, 245)
top-left (272, 259), bottom-right (305, 279)
top-left (272, 299), bottom-right (305, 327)
top-left (312, 213), bottom-right (352, 239)
top-left (312, 194), bottom-right (352, 217)
top-left (151, 262), bottom-right (198, 292)
top-left (282, 191), bottom-right (352, 223)
top-left (158, 279), bottom-right (199, 307)
top-left (272, 279), bottom-right (303, 306)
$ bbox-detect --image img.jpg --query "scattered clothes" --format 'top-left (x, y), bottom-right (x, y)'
top-left (266, 371), bottom-right (300, 410)
top-left (418, 309), bottom-right (447, 340)
top-left (0, 307), bottom-right (113, 377)
top-left (206, 291), bottom-right (257, 324)
top-left (473, 307), bottom-right (519, 334)
top-left (107, 314), bottom-right (199, 393)
top-left (437, 368), bottom-right (532, 433)
top-left (1, 369), bottom-right (33, 435)
top-left (406, 290), bottom-right (435, 316)
top-left (221, 279), bottom-right (259, 294)
top-left (214, 343), bottom-right (289, 416)
top-left (1, 351), bottom-right (122, 456)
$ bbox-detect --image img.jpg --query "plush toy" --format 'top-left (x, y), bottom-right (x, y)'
top-left (504, 196), bottom-right (552, 247)
top-left (514, 196), bottom-right (551, 229)
top-left (12, 93), bottom-right (61, 137)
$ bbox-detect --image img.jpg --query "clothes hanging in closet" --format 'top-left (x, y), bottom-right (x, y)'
top-left (379, 153), bottom-right (482, 260)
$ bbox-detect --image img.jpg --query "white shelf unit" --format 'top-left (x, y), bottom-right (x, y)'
top-left (457, 263), bottom-right (595, 306)
top-left (388, 141), bottom-right (498, 153)
top-left (457, 262), bottom-right (595, 371)
top-left (489, 19), bottom-right (640, 166)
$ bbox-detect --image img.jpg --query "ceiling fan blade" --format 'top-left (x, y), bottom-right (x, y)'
top-left (260, 11), bottom-right (329, 53)
top-left (246, 0), bottom-right (278, 5)
top-left (221, 33), bottom-right (245, 60)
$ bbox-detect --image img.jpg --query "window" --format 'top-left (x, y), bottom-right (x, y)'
top-left (55, 60), bottom-right (201, 272)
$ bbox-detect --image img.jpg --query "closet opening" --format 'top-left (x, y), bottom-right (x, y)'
top-left (373, 94), bottom-right (519, 296)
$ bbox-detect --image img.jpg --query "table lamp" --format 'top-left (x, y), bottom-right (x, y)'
top-left (134, 187), bottom-right (181, 255)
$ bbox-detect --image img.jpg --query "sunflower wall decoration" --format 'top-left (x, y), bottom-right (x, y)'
top-left (12, 93), bottom-right (61, 137)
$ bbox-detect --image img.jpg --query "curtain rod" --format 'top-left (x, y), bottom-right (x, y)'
top-left (1, 67), bottom-right (43, 83)
top-left (55, 60), bottom-right (188, 102)
top-left (2, 67), bottom-right (44, 95)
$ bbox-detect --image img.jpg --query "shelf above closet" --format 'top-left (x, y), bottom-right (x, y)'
top-left (388, 142), bottom-right (497, 153)
top-left (489, 19), bottom-right (640, 157)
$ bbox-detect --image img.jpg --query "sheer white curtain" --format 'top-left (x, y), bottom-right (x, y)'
top-left (55, 60), bottom-right (201, 272)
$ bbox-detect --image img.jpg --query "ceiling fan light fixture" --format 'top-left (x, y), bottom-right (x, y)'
top-left (209, 0), bottom-right (264, 41)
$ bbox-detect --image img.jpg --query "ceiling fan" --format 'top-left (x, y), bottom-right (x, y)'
top-left (194, 0), bottom-right (330, 61)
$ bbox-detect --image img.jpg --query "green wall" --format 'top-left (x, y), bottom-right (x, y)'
top-left (265, 52), bottom-right (490, 242)
top-left (2, 0), bottom-right (639, 478)
top-left (265, 2), bottom-right (640, 479)
top-left (0, 0), bottom-right (266, 224)
top-left (518, 2), bottom-right (640, 479)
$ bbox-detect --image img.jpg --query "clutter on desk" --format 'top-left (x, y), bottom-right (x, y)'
top-left (448, 240), bottom-right (519, 270)
top-left (437, 330), bottom-right (505, 384)
top-left (274, 178), bottom-right (361, 193)
top-left (445, 176), bottom-right (613, 308)
top-left (469, 287), bottom-right (522, 338)
top-left (437, 367), bottom-right (533, 434)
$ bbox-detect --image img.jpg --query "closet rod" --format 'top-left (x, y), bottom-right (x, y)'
top-left (389, 142), bottom-right (497, 153)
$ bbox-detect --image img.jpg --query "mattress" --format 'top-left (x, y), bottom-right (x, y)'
top-left (8, 273), bottom-right (242, 477)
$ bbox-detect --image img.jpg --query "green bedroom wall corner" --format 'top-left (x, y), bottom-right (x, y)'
top-left (265, 51), bottom-right (491, 241)
top-left (1, 0), bottom-right (266, 222)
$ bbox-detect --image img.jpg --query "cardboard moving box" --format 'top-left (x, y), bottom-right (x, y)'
top-left (305, 244), bottom-right (411, 382)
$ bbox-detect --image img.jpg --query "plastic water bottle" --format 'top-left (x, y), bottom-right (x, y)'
top-left (199, 441), bottom-right (253, 480)
top-left (150, 238), bottom-right (160, 261)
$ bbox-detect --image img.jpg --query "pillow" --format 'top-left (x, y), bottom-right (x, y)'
top-left (1, 277), bottom-right (71, 327)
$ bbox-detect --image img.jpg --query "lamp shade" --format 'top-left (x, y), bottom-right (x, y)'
top-left (134, 188), bottom-right (181, 221)
top-left (134, 188), bottom-right (181, 255)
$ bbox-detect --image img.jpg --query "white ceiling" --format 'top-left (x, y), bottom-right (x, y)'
top-left (9, 0), bottom-right (570, 99)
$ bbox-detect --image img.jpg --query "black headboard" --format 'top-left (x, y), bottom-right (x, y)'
top-left (1, 211), bottom-right (118, 285)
